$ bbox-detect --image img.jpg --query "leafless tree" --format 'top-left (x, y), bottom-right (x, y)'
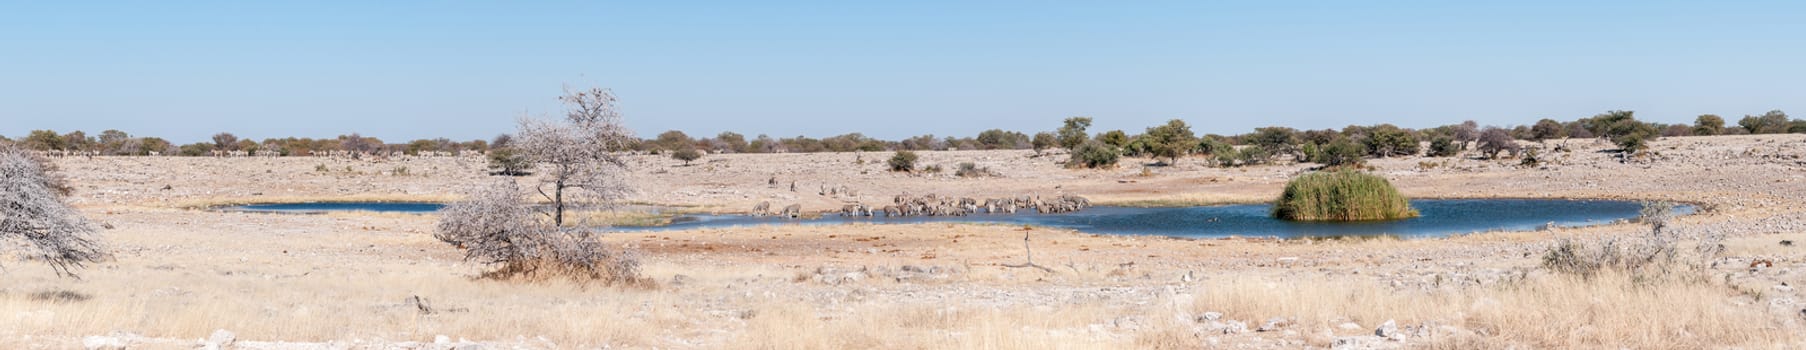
top-left (0, 148), bottom-right (106, 277)
top-left (434, 180), bottom-right (640, 283)
top-left (212, 132), bottom-right (239, 151)
top-left (339, 133), bottom-right (380, 155)
top-left (1477, 127), bottom-right (1521, 159)
top-left (514, 86), bottom-right (636, 226)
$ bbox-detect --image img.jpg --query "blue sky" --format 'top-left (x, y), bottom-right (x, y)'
top-left (2, 1), bottom-right (1802, 143)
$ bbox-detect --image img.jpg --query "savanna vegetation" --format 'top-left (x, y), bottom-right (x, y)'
top-left (436, 86), bottom-right (643, 284)
top-left (15, 109), bottom-right (1802, 172)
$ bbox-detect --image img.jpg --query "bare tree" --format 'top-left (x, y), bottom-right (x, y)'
top-left (338, 133), bottom-right (381, 155)
top-left (212, 132), bottom-right (239, 151)
top-left (0, 148), bottom-right (106, 277)
top-left (1477, 127), bottom-right (1521, 159)
top-left (514, 86), bottom-right (636, 226)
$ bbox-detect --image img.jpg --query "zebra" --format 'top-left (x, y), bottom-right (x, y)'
top-left (751, 201), bottom-right (772, 216)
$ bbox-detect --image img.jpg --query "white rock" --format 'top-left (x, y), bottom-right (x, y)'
top-left (208, 329), bottom-right (236, 346)
top-left (1375, 319), bottom-right (1403, 340)
top-left (82, 336), bottom-right (127, 350)
top-left (1222, 320), bottom-right (1249, 334)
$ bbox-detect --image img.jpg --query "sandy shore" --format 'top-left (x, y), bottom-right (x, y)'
top-left (4, 135), bottom-right (1805, 349)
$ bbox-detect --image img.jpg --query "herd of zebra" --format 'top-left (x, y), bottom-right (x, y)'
top-left (749, 193), bottom-right (1092, 218)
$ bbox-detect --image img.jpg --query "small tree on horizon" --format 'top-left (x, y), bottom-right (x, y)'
top-left (672, 147), bottom-right (702, 165)
top-left (1030, 132), bottom-right (1056, 155)
top-left (22, 130), bottom-right (65, 151)
top-left (1142, 119), bottom-right (1197, 165)
top-left (1248, 127), bottom-right (1299, 162)
top-left (1592, 110), bottom-right (1659, 155)
top-left (1056, 117), bottom-right (1092, 150)
top-left (212, 132), bottom-right (239, 151)
top-left (1693, 115), bottom-right (1725, 136)
top-left (1314, 138), bottom-right (1365, 167)
top-left (1477, 127), bottom-right (1521, 159)
top-left (486, 134), bottom-right (533, 176)
top-left (1531, 118), bottom-right (1566, 142)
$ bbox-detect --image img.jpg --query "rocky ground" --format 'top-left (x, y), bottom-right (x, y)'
top-left (4, 135), bottom-right (1805, 349)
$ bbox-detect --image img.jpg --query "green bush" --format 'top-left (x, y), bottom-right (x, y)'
top-left (888, 151), bottom-right (919, 172)
top-left (1312, 138), bottom-right (1365, 167)
top-left (1361, 125), bottom-right (1418, 157)
top-left (177, 143), bottom-right (213, 157)
top-left (1069, 140), bottom-right (1119, 169)
top-left (1057, 117), bottom-right (1092, 149)
top-left (1426, 136), bottom-right (1463, 157)
top-left (487, 147), bottom-right (533, 176)
top-left (1031, 132), bottom-right (1057, 153)
top-left (671, 148), bottom-right (702, 165)
top-left (1272, 170), bottom-right (1418, 221)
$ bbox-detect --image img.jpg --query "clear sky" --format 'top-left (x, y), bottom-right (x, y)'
top-left (3, 1), bottom-right (1802, 143)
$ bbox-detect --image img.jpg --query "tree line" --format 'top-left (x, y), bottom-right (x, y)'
top-left (6, 110), bottom-right (1802, 159)
top-left (0, 129), bottom-right (493, 157)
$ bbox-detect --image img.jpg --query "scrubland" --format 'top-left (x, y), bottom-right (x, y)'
top-left (3, 135), bottom-right (1805, 349)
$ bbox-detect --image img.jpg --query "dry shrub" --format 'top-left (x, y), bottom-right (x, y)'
top-left (435, 180), bottom-right (644, 285)
top-left (955, 162), bottom-right (997, 178)
top-left (1541, 201), bottom-right (1723, 281)
top-left (0, 147), bottom-right (106, 277)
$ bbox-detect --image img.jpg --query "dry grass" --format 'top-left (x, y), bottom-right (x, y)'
top-left (737, 303), bottom-right (1120, 350)
top-left (1194, 270), bottom-right (1796, 349)
top-left (0, 260), bottom-right (685, 347)
top-left (563, 209), bottom-right (683, 227)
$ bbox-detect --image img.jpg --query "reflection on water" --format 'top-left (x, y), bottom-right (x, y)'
top-left (614, 199), bottom-right (1694, 239)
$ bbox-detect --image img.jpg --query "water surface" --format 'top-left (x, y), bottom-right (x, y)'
top-left (222, 199), bottom-right (1690, 239)
top-left (618, 199), bottom-right (1690, 239)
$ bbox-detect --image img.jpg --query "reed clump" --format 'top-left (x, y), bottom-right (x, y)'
top-left (1272, 169), bottom-right (1417, 221)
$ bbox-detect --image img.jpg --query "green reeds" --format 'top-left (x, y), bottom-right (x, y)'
top-left (1272, 170), bottom-right (1418, 221)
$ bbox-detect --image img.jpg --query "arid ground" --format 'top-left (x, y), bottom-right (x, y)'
top-left (5, 135), bottom-right (1806, 349)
